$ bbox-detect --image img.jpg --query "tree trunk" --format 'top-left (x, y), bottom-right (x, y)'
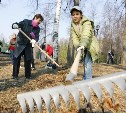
top-left (53, 0), bottom-right (62, 63)
top-left (74, 0), bottom-right (79, 6)
top-left (67, 36), bottom-right (75, 66)
top-left (122, 0), bottom-right (126, 65)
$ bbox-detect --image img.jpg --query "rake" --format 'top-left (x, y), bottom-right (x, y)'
top-left (17, 71), bottom-right (126, 113)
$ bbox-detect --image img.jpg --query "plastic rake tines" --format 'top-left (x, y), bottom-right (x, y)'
top-left (17, 71), bottom-right (126, 113)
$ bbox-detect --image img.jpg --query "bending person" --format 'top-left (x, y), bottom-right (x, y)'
top-left (12, 14), bottom-right (43, 79)
top-left (70, 6), bottom-right (99, 80)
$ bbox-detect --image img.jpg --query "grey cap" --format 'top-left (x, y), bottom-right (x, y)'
top-left (70, 6), bottom-right (82, 14)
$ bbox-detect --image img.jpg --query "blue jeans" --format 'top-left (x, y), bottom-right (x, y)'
top-left (10, 50), bottom-right (15, 65)
top-left (84, 51), bottom-right (92, 80)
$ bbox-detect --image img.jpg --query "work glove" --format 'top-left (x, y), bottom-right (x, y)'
top-left (77, 46), bottom-right (85, 52)
top-left (30, 39), bottom-right (36, 47)
top-left (30, 32), bottom-right (35, 39)
top-left (12, 23), bottom-right (19, 29)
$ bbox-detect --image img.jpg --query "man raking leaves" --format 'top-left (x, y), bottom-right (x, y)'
top-left (12, 14), bottom-right (59, 80)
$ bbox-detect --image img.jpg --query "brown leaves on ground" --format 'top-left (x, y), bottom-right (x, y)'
top-left (0, 59), bottom-right (126, 113)
top-left (102, 97), bottom-right (120, 111)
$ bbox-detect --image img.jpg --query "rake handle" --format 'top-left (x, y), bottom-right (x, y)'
top-left (18, 28), bottom-right (59, 67)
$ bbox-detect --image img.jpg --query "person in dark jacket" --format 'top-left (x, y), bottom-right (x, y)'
top-left (12, 14), bottom-right (43, 79)
top-left (107, 49), bottom-right (114, 64)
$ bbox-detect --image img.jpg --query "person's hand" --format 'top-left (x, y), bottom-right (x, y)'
top-left (30, 32), bottom-right (35, 39)
top-left (12, 23), bottom-right (19, 29)
top-left (77, 46), bottom-right (85, 52)
top-left (30, 39), bottom-right (36, 47)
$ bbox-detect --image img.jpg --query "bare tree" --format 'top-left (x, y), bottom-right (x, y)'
top-left (74, 0), bottom-right (79, 6)
top-left (52, 0), bottom-right (62, 63)
top-left (88, 3), bottom-right (97, 22)
top-left (122, 0), bottom-right (126, 65)
top-left (99, 0), bottom-right (125, 64)
top-left (40, 4), bottom-right (55, 44)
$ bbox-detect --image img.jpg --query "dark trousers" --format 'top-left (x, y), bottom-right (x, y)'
top-left (107, 57), bottom-right (114, 64)
top-left (12, 50), bottom-right (31, 78)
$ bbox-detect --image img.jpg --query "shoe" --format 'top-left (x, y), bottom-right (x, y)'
top-left (26, 77), bottom-right (32, 80)
top-left (12, 77), bottom-right (18, 80)
top-left (52, 64), bottom-right (57, 69)
top-left (45, 62), bottom-right (53, 69)
top-left (45, 65), bottom-right (52, 69)
top-left (47, 61), bottom-right (52, 67)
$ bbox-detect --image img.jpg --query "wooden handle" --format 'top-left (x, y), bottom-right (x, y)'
top-left (18, 28), bottom-right (59, 67)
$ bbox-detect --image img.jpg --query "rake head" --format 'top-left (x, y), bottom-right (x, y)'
top-left (17, 71), bottom-right (126, 113)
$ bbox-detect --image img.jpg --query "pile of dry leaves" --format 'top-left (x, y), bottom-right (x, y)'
top-left (0, 55), bottom-right (126, 113)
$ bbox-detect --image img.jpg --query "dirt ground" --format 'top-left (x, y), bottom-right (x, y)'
top-left (0, 54), bottom-right (126, 113)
